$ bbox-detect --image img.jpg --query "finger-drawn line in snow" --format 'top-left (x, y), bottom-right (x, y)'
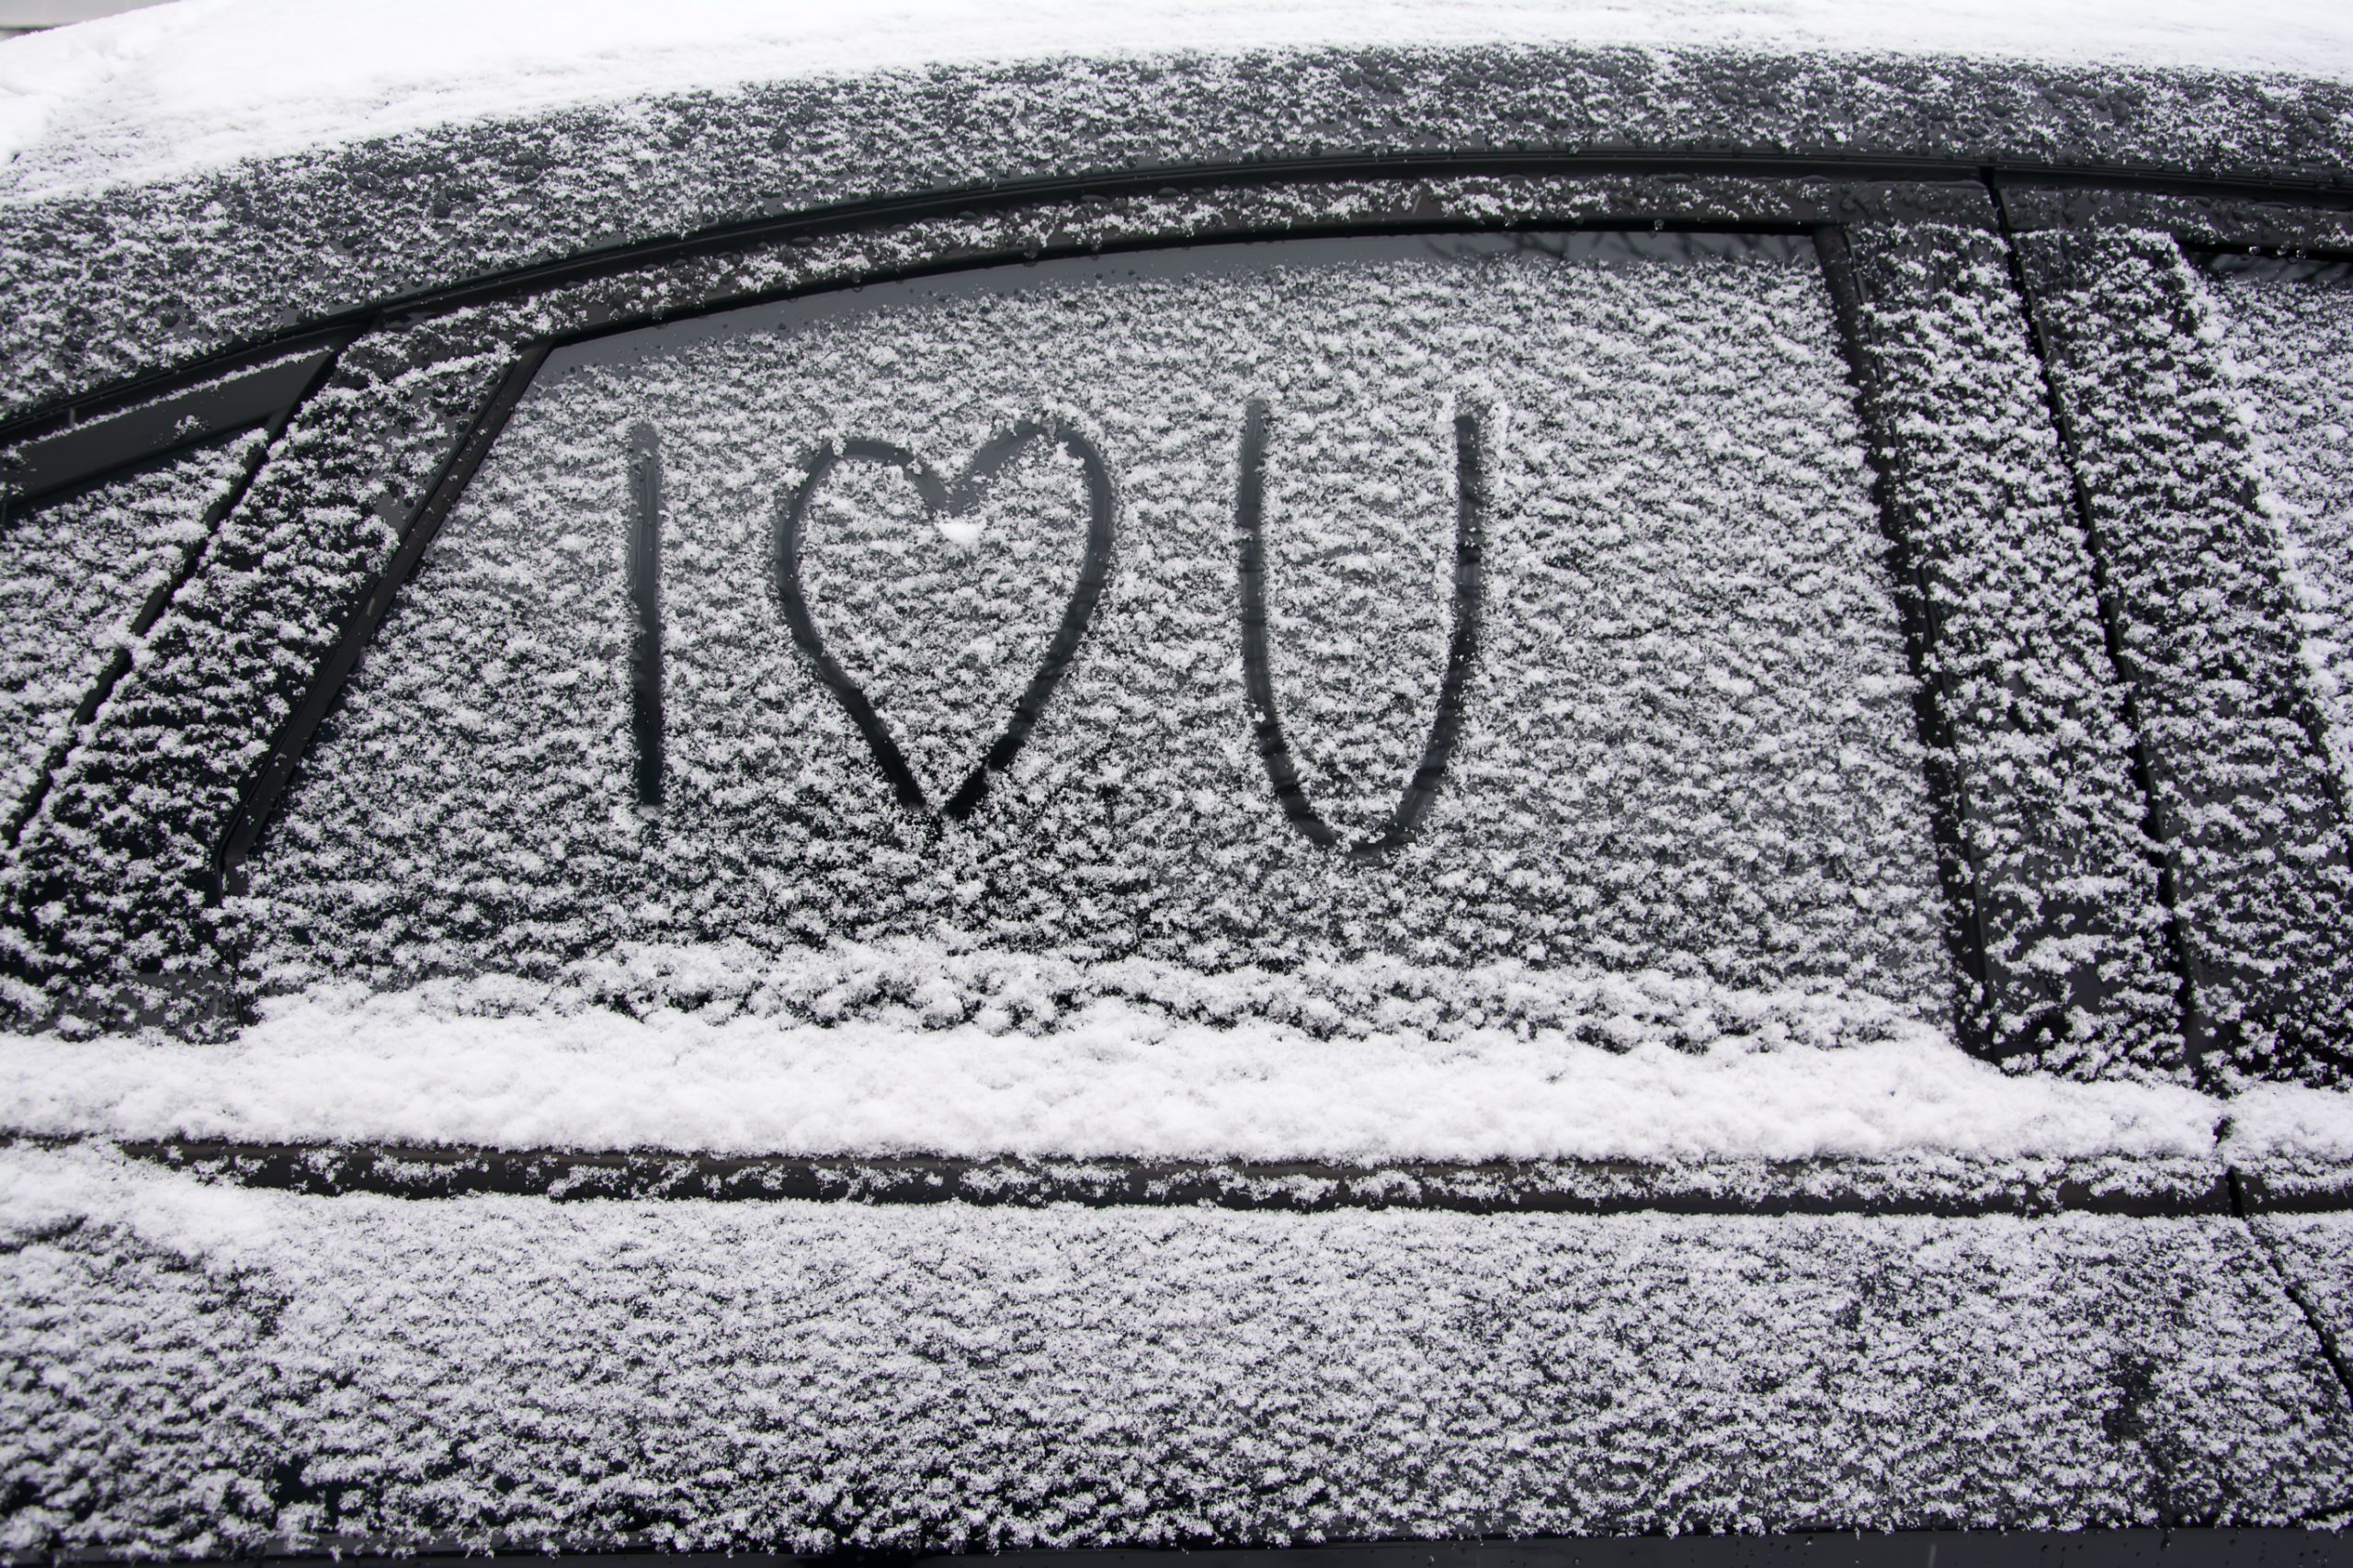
top-left (627, 421), bottom-right (665, 809)
top-left (1234, 398), bottom-right (1486, 858)
top-left (775, 418), bottom-right (1116, 822)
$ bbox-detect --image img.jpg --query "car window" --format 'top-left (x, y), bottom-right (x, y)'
top-left (0, 433), bottom-right (264, 830)
top-left (2205, 256), bottom-right (2353, 799)
top-left (244, 231), bottom-right (1948, 1042)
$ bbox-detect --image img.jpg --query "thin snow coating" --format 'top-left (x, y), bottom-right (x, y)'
top-left (0, 432), bottom-right (257, 824)
top-left (8, 22), bottom-right (2349, 433)
top-left (2018, 229), bottom-right (2353, 1085)
top-left (2253, 1211), bottom-right (2353, 1357)
top-left (2, 312), bottom-right (518, 1021)
top-left (2207, 262), bottom-right (2353, 802)
top-left (0, 184), bottom-right (1925, 1036)
top-left (245, 235), bottom-right (1954, 1030)
top-left (1833, 222), bottom-right (2178, 1077)
top-left (2, 1141), bottom-right (2346, 1553)
top-left (4, 0), bottom-right (2352, 203)
top-left (11, 9), bottom-right (2353, 1555)
top-left (0, 956), bottom-right (2229, 1163)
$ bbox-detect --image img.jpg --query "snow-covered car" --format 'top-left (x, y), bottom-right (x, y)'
top-left (7, 0), bottom-right (2353, 1556)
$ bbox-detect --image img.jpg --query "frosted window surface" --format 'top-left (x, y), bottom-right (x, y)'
top-left (0, 433), bottom-right (257, 821)
top-left (250, 234), bottom-right (1948, 1021)
top-left (2210, 262), bottom-right (2353, 795)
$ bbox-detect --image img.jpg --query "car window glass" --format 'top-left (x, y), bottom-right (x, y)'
top-left (0, 432), bottom-right (264, 830)
top-left (2206, 258), bottom-right (2353, 800)
top-left (245, 233), bottom-right (1948, 1037)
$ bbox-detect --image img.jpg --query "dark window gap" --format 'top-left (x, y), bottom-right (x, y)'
top-left (627, 422), bottom-right (665, 809)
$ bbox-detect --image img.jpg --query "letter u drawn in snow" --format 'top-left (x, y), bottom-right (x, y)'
top-left (1233, 398), bottom-right (1486, 858)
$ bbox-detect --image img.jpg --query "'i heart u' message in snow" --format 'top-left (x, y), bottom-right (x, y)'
top-left (773, 401), bottom-right (1483, 847)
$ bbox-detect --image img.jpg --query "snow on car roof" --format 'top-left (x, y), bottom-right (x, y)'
top-left (4, 0), bottom-right (2353, 203)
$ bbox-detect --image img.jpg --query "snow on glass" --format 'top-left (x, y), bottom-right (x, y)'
top-left (245, 234), bottom-right (1950, 1040)
top-left (2208, 263), bottom-right (2353, 799)
top-left (2026, 233), bottom-right (2353, 1085)
top-left (0, 434), bottom-right (258, 824)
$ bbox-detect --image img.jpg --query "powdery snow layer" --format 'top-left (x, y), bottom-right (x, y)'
top-left (0, 432), bottom-right (258, 825)
top-left (2223, 1085), bottom-right (2353, 1167)
top-left (245, 237), bottom-right (1953, 1027)
top-left (2253, 1212), bottom-right (2353, 1353)
top-left (0, 960), bottom-right (2231, 1162)
top-left (0, 312), bottom-right (520, 1024)
top-left (0, 1140), bottom-right (2345, 1553)
top-left (2017, 231), bottom-right (2353, 1086)
top-left (1830, 222), bottom-right (2179, 1075)
top-left (10, 11), bottom-right (2353, 434)
top-left (3, 0), bottom-right (2352, 202)
top-left (7, 30), bottom-right (2348, 432)
top-left (2207, 262), bottom-right (2353, 803)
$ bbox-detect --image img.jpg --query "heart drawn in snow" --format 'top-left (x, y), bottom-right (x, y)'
top-left (775, 418), bottom-right (1115, 820)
